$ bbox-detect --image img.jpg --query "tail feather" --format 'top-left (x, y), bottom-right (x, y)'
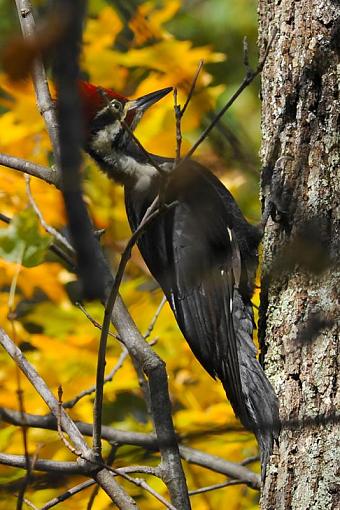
top-left (228, 289), bottom-right (280, 479)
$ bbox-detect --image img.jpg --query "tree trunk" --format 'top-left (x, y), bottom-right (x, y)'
top-left (258, 1), bottom-right (339, 509)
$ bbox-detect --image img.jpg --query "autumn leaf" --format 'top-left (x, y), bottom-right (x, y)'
top-left (0, 207), bottom-right (51, 267)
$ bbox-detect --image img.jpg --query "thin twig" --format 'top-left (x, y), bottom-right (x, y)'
top-left (41, 480), bottom-right (94, 510)
top-left (181, 60), bottom-right (204, 116)
top-left (241, 455), bottom-right (260, 466)
top-left (68, 297), bottom-right (162, 411)
top-left (56, 386), bottom-right (82, 456)
top-left (75, 302), bottom-right (119, 339)
top-left (38, 466), bottom-right (161, 510)
top-left (0, 453), bottom-right (86, 474)
top-left (118, 474), bottom-right (177, 510)
top-left (143, 295), bottom-right (167, 341)
top-left (87, 483), bottom-right (100, 510)
top-left (25, 175), bottom-right (75, 254)
top-left (173, 61), bottom-right (204, 166)
top-left (63, 346), bottom-right (128, 409)
top-left (90, 461), bottom-right (175, 510)
top-left (20, 497), bottom-right (38, 510)
top-left (15, 372), bottom-right (31, 510)
top-left (176, 29), bottom-right (278, 168)
top-left (179, 446), bottom-right (260, 489)
top-left (130, 296), bottom-right (166, 413)
top-left (189, 478), bottom-right (248, 496)
top-left (92, 199), bottom-right (177, 457)
top-left (173, 88), bottom-right (182, 164)
top-left (122, 118), bottom-right (167, 177)
top-left (7, 256), bottom-right (30, 510)
top-left (0, 212), bottom-right (11, 224)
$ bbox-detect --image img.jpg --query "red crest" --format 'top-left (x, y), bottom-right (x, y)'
top-left (78, 81), bottom-right (128, 123)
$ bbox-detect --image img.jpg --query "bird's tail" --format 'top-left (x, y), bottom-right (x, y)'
top-left (226, 289), bottom-right (280, 479)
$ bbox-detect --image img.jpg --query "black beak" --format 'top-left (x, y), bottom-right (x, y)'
top-left (128, 87), bottom-right (172, 112)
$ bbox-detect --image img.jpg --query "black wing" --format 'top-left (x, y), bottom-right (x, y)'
top-left (126, 159), bottom-right (280, 475)
top-left (125, 160), bottom-right (256, 425)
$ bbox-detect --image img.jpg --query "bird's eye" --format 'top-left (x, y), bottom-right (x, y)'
top-left (111, 100), bottom-right (123, 112)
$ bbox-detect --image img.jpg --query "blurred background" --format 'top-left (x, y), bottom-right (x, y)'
top-left (0, 1), bottom-right (261, 508)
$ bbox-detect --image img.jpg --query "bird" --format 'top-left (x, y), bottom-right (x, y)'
top-left (79, 80), bottom-right (280, 477)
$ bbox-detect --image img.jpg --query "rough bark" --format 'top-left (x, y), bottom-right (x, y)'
top-left (258, 1), bottom-right (339, 509)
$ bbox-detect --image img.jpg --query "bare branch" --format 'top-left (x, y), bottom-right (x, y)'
top-left (14, 0), bottom-right (60, 170)
top-left (0, 331), bottom-right (87, 452)
top-left (1, 451), bottom-right (168, 510)
top-left (179, 446), bottom-right (260, 489)
top-left (0, 329), bottom-right (139, 509)
top-left (25, 175), bottom-right (74, 254)
top-left (0, 453), bottom-right (84, 474)
top-left (0, 212), bottom-right (10, 225)
top-left (0, 407), bottom-right (260, 488)
top-left (0, 407), bottom-right (158, 450)
top-left (39, 466), bottom-right (162, 510)
top-left (0, 153), bottom-right (59, 187)
top-left (87, 444), bottom-right (116, 510)
top-left (0, 452), bottom-right (160, 478)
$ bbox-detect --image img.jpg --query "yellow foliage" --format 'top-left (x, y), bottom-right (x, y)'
top-left (0, 1), bottom-right (259, 509)
top-left (0, 75), bottom-right (50, 163)
top-left (129, 0), bottom-right (181, 45)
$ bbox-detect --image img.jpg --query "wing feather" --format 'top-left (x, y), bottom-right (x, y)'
top-left (126, 162), bottom-right (252, 423)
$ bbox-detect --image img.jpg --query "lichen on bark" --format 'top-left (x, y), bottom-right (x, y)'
top-left (258, 1), bottom-right (339, 509)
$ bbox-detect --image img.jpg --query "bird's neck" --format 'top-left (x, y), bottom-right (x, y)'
top-left (87, 136), bottom-right (173, 191)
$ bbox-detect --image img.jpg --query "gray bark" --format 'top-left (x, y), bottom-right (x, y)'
top-left (258, 1), bottom-right (339, 509)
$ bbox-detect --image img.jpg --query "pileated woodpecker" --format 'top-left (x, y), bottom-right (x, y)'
top-left (79, 81), bottom-right (279, 475)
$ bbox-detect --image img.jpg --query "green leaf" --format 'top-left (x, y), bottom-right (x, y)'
top-left (0, 207), bottom-right (52, 267)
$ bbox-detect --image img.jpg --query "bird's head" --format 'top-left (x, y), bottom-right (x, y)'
top-left (79, 81), bottom-right (172, 155)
